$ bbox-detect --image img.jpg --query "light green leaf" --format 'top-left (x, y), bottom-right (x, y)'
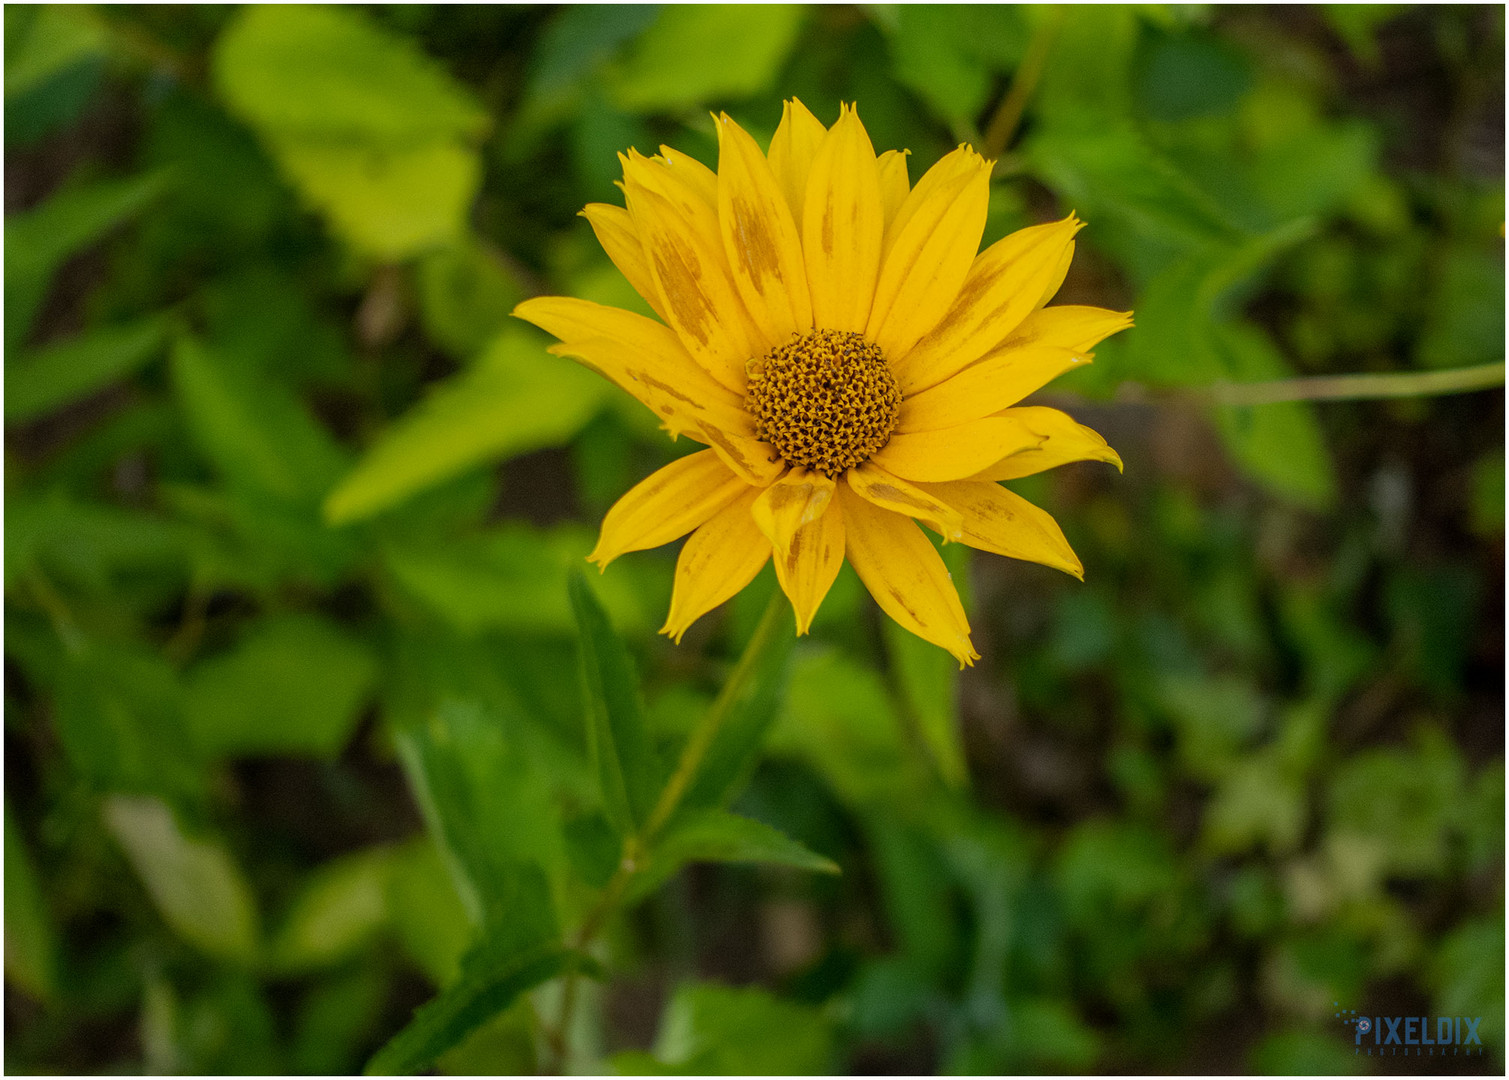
top-left (269, 848), bottom-right (394, 973)
top-left (570, 570), bottom-right (660, 837)
top-left (213, 4), bottom-right (488, 259)
top-left (381, 523), bottom-right (653, 636)
top-left (326, 328), bottom-right (608, 523)
top-left (635, 809), bottom-right (837, 899)
top-left (607, 5), bottom-right (805, 112)
top-left (183, 614), bottom-right (378, 759)
top-left (273, 140), bottom-right (480, 261)
top-left (103, 795), bottom-right (258, 962)
top-left (365, 937), bottom-right (581, 1076)
top-left (6, 316), bottom-right (170, 423)
top-left (4, 802), bottom-right (58, 1000)
top-left (387, 840), bottom-right (473, 988)
top-left (626, 982), bottom-right (834, 1075)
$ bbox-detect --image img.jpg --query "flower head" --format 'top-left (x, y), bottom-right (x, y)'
top-left (516, 100), bottom-right (1129, 666)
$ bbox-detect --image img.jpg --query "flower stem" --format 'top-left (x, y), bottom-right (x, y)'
top-left (545, 589), bottom-right (790, 1073)
top-left (642, 589), bottom-right (789, 842)
top-left (1200, 362), bottom-right (1505, 405)
top-left (982, 8), bottom-right (1064, 158)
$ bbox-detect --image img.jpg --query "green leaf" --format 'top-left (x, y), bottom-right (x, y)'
top-left (1211, 322), bottom-right (1337, 508)
top-left (183, 614), bottom-right (378, 759)
top-left (213, 4), bottom-right (488, 259)
top-left (886, 6), bottom-right (1029, 129)
top-left (103, 795), bottom-right (259, 962)
top-left (395, 701), bottom-right (565, 930)
top-left (628, 982), bottom-right (835, 1075)
top-left (5, 171), bottom-right (167, 347)
top-left (381, 523), bottom-right (653, 636)
top-left (6, 316), bottom-right (170, 423)
top-left (40, 637), bottom-right (202, 799)
top-left (170, 334), bottom-right (348, 505)
top-left (5, 494), bottom-right (191, 595)
top-left (634, 809), bottom-right (837, 899)
top-left (365, 936), bottom-right (581, 1076)
top-left (325, 328), bottom-right (608, 523)
top-left (4, 4), bottom-right (106, 99)
top-left (517, 5), bottom-right (661, 129)
top-left (569, 570), bottom-right (660, 836)
top-left (387, 840), bottom-right (473, 989)
top-left (4, 801), bottom-right (58, 1000)
top-left (269, 848), bottom-right (394, 973)
top-left (679, 598), bottom-right (795, 813)
top-left (606, 5), bottom-right (805, 112)
top-left (767, 649), bottom-right (929, 809)
top-left (883, 617), bottom-right (967, 788)
top-left (416, 240), bottom-right (526, 359)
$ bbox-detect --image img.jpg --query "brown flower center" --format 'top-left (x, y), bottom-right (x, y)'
top-left (746, 329), bottom-right (901, 477)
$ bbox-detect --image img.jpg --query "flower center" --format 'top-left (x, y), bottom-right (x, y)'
top-left (746, 329), bottom-right (902, 477)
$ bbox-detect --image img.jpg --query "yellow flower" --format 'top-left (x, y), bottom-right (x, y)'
top-left (516, 100), bottom-right (1128, 666)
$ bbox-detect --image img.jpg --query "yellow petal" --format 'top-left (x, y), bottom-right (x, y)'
top-left (871, 415), bottom-right (1043, 483)
top-left (865, 149), bottom-right (992, 361)
top-left (751, 467), bottom-right (834, 558)
top-left (838, 485), bottom-right (977, 667)
top-left (766, 97), bottom-right (827, 230)
top-left (716, 113), bottom-right (813, 342)
top-left (845, 461), bottom-right (963, 541)
top-left (875, 149), bottom-right (910, 230)
top-left (774, 497), bottom-right (845, 635)
top-left (881, 144), bottom-right (980, 253)
top-left (801, 103), bottom-right (884, 333)
top-left (662, 488), bottom-right (771, 642)
top-left (1003, 304), bottom-right (1134, 353)
top-left (693, 419), bottom-right (787, 486)
top-left (897, 344), bottom-right (1088, 432)
top-left (657, 143), bottom-right (720, 210)
top-left (543, 335), bottom-right (748, 442)
top-left (969, 406), bottom-right (1122, 481)
top-left (920, 481), bottom-right (1083, 579)
top-left (622, 154), bottom-right (764, 389)
top-left (514, 296), bottom-right (747, 437)
top-left (514, 294), bottom-right (679, 353)
top-left (580, 203), bottom-right (667, 321)
top-left (589, 449), bottom-right (751, 568)
top-left (1034, 238), bottom-right (1075, 311)
top-left (892, 215), bottom-right (1083, 394)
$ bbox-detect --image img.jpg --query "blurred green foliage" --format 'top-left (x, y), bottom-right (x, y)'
top-left (4, 4), bottom-right (1503, 1075)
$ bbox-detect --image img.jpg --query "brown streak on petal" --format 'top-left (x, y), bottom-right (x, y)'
top-left (653, 244), bottom-right (712, 346)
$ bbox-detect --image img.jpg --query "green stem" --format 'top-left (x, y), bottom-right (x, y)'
top-left (982, 8), bottom-right (1064, 158)
top-left (642, 589), bottom-right (789, 842)
top-left (546, 589), bottom-right (790, 1073)
top-left (1198, 362), bottom-right (1505, 406)
top-left (1102, 362), bottom-right (1506, 408)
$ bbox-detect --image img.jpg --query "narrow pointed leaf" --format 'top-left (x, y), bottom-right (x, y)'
top-left (364, 936), bottom-right (585, 1075)
top-left (569, 570), bottom-right (661, 835)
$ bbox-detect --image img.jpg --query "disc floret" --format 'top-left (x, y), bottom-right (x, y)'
top-left (746, 329), bottom-right (901, 477)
